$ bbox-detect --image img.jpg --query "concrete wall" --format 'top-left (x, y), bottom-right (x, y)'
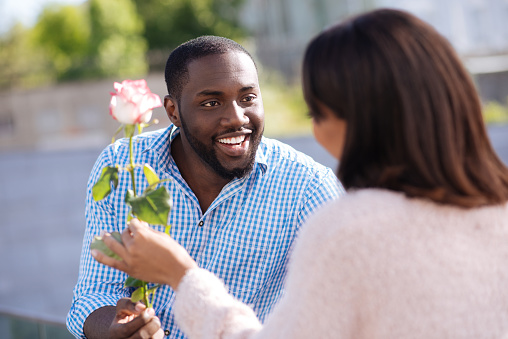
top-left (0, 74), bottom-right (171, 152)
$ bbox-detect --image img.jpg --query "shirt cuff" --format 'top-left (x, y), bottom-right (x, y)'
top-left (67, 293), bottom-right (126, 338)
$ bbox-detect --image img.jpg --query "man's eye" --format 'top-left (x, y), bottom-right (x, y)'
top-left (241, 95), bottom-right (256, 102)
top-left (203, 101), bottom-right (219, 107)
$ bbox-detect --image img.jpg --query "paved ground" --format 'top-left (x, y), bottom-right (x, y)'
top-left (1, 125), bottom-right (507, 324)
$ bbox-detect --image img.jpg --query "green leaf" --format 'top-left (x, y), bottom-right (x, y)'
top-left (125, 189), bottom-right (134, 202)
top-left (131, 286), bottom-right (145, 303)
top-left (90, 231), bottom-right (123, 260)
top-left (125, 186), bottom-right (172, 225)
top-left (124, 277), bottom-right (144, 288)
top-left (92, 166), bottom-right (119, 201)
top-left (143, 164), bottom-right (159, 186)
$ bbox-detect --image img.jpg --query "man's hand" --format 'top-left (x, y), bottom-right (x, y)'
top-left (84, 298), bottom-right (163, 339)
top-left (109, 298), bottom-right (163, 338)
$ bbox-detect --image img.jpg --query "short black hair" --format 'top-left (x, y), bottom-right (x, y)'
top-left (164, 36), bottom-right (255, 101)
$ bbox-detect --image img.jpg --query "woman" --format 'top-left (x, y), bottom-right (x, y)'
top-left (93, 8), bottom-right (508, 338)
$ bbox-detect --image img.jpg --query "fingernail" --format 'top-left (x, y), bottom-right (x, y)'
top-left (91, 249), bottom-right (98, 257)
top-left (135, 303), bottom-right (145, 312)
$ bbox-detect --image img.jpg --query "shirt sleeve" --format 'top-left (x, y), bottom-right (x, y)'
top-left (296, 167), bottom-right (344, 227)
top-left (66, 145), bottom-right (132, 338)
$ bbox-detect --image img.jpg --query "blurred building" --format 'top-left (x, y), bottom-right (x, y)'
top-left (240, 0), bottom-right (352, 79)
top-left (1, 0), bottom-right (508, 152)
top-left (241, 0), bottom-right (508, 102)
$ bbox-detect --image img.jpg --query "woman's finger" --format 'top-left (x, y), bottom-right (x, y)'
top-left (103, 232), bottom-right (130, 260)
top-left (90, 246), bottom-right (129, 273)
top-left (122, 219), bottom-right (150, 247)
top-left (121, 226), bottom-right (134, 246)
top-left (127, 218), bottom-right (149, 236)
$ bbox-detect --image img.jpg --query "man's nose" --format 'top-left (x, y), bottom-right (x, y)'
top-left (222, 101), bottom-right (249, 127)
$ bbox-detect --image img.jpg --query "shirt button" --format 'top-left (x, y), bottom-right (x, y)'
top-left (164, 329), bottom-right (170, 336)
top-left (198, 221), bottom-right (204, 226)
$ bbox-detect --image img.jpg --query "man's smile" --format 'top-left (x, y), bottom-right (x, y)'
top-left (215, 132), bottom-right (251, 156)
top-left (218, 135), bottom-right (246, 145)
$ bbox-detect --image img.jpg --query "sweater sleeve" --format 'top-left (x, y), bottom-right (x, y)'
top-left (173, 268), bottom-right (263, 339)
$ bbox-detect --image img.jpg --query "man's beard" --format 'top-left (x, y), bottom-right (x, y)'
top-left (180, 115), bottom-right (262, 181)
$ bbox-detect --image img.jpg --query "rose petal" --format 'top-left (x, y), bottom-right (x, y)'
top-left (109, 79), bottom-right (162, 125)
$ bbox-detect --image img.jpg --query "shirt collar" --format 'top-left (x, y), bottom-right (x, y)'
top-left (254, 137), bottom-right (268, 175)
top-left (143, 125), bottom-right (268, 175)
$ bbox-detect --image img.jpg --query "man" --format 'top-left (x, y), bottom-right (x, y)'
top-left (67, 36), bottom-right (343, 338)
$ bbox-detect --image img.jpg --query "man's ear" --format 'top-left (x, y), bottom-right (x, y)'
top-left (164, 95), bottom-right (181, 127)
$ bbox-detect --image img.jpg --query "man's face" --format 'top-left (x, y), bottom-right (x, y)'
top-left (173, 51), bottom-right (264, 180)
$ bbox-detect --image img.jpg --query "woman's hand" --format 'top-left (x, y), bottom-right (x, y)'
top-left (91, 219), bottom-right (197, 290)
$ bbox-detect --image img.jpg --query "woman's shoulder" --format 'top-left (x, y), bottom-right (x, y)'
top-left (281, 189), bottom-right (412, 310)
top-left (298, 188), bottom-right (409, 239)
top-left (289, 189), bottom-right (409, 268)
top-left (292, 187), bottom-right (508, 271)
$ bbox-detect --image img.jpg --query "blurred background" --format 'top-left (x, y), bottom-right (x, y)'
top-left (1, 0), bottom-right (508, 338)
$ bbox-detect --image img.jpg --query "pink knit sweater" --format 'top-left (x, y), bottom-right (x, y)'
top-left (174, 189), bottom-right (508, 339)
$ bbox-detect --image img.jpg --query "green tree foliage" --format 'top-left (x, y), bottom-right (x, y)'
top-left (89, 0), bottom-right (148, 77)
top-left (133, 0), bottom-right (246, 68)
top-left (0, 0), bottom-right (148, 89)
top-left (32, 4), bottom-right (90, 80)
top-left (0, 0), bottom-right (247, 89)
top-left (0, 23), bottom-right (53, 89)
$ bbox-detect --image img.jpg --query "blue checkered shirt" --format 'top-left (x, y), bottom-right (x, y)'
top-left (67, 126), bottom-right (343, 338)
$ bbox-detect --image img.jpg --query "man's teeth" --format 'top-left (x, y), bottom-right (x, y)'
top-left (218, 135), bottom-right (245, 144)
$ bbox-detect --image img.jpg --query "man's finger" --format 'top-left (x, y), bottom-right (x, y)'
top-left (110, 299), bottom-right (147, 338)
top-left (129, 312), bottom-right (162, 339)
top-left (116, 309), bottom-right (158, 338)
top-left (116, 298), bottom-right (145, 316)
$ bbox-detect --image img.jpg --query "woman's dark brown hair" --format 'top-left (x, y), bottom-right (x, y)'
top-left (303, 8), bottom-right (508, 207)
